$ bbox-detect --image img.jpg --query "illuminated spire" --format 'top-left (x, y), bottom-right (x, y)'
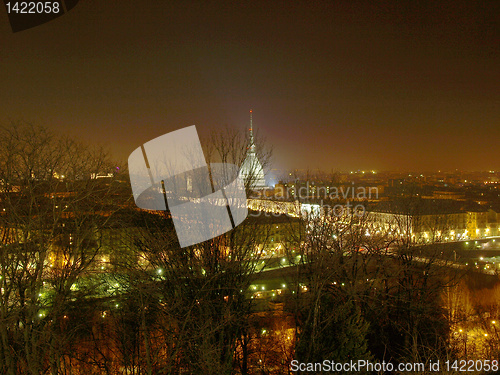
top-left (249, 109), bottom-right (255, 152)
top-left (239, 109), bottom-right (266, 189)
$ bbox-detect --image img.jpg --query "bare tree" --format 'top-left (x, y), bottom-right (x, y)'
top-left (95, 126), bottom-right (275, 374)
top-left (0, 122), bottom-right (119, 375)
top-left (366, 197), bottom-right (461, 364)
top-left (203, 125), bottom-right (272, 193)
top-left (286, 206), bottom-right (386, 373)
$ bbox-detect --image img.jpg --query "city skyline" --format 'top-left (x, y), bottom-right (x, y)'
top-left (0, 1), bottom-right (498, 172)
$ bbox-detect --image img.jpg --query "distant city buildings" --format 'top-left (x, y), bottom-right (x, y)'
top-left (249, 169), bottom-right (500, 242)
top-left (367, 198), bottom-right (499, 241)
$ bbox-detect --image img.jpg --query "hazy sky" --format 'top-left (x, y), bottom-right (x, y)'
top-left (1, 0), bottom-right (498, 172)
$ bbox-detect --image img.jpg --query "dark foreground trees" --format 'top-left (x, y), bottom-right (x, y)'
top-left (0, 122), bottom-right (119, 374)
top-left (0, 121), bottom-right (277, 374)
top-left (282, 193), bottom-right (467, 374)
top-left (104, 128), bottom-right (274, 373)
top-left (286, 209), bottom-right (379, 374)
top-left (108, 211), bottom-right (266, 374)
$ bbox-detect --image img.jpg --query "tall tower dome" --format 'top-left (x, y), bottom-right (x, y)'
top-left (239, 110), bottom-right (267, 189)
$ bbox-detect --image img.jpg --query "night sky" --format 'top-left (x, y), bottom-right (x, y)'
top-left (1, 0), bottom-right (498, 172)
